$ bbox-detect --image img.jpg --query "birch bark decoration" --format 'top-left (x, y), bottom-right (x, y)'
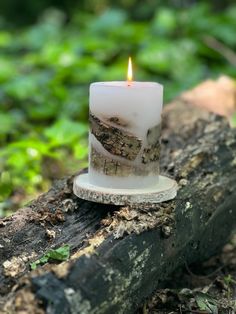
top-left (88, 81), bottom-right (163, 189)
top-left (89, 112), bottom-right (142, 161)
top-left (90, 113), bottom-right (161, 178)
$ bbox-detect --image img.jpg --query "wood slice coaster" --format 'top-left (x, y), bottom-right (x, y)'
top-left (73, 173), bottom-right (178, 205)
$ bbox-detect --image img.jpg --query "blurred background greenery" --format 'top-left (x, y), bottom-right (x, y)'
top-left (0, 0), bottom-right (236, 216)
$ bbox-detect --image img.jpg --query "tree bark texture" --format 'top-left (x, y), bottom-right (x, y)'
top-left (0, 79), bottom-right (236, 314)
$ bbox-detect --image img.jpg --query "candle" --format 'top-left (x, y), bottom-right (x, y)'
top-left (74, 58), bottom-right (177, 205)
top-left (88, 58), bottom-right (163, 189)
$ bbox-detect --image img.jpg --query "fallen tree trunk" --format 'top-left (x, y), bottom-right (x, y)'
top-left (1, 78), bottom-right (236, 314)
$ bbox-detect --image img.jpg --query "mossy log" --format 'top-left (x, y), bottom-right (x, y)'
top-left (1, 79), bottom-right (236, 314)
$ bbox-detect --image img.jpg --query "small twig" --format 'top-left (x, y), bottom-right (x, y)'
top-left (185, 261), bottom-right (224, 279)
top-left (203, 35), bottom-right (236, 67)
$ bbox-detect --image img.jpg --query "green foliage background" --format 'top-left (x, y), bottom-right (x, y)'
top-left (0, 1), bottom-right (236, 215)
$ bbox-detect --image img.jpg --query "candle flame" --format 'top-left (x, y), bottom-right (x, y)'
top-left (127, 57), bottom-right (132, 85)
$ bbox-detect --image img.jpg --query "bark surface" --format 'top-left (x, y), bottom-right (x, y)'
top-left (0, 79), bottom-right (236, 314)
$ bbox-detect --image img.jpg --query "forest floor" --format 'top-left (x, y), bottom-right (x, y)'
top-left (138, 234), bottom-right (236, 313)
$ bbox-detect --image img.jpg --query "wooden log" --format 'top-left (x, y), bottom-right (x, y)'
top-left (0, 78), bottom-right (236, 314)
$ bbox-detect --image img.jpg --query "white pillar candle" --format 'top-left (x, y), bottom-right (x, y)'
top-left (88, 63), bottom-right (163, 189)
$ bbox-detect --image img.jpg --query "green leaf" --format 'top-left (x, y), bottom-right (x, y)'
top-left (224, 274), bottom-right (236, 285)
top-left (0, 172), bottom-right (12, 200)
top-left (0, 58), bottom-right (16, 82)
top-left (30, 245), bottom-right (70, 270)
top-left (30, 261), bottom-right (40, 270)
top-left (4, 76), bottom-right (39, 100)
top-left (195, 293), bottom-right (218, 314)
top-left (0, 31), bottom-right (12, 47)
top-left (44, 118), bottom-right (87, 146)
top-left (89, 9), bottom-right (127, 34)
top-left (0, 113), bottom-right (15, 135)
top-left (39, 255), bottom-right (50, 264)
top-left (47, 245), bottom-right (70, 261)
top-left (152, 8), bottom-right (177, 35)
top-left (73, 142), bottom-right (88, 160)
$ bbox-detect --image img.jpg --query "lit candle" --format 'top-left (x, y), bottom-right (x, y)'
top-left (88, 58), bottom-right (163, 189)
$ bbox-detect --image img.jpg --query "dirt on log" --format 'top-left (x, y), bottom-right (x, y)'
top-left (0, 77), bottom-right (236, 314)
